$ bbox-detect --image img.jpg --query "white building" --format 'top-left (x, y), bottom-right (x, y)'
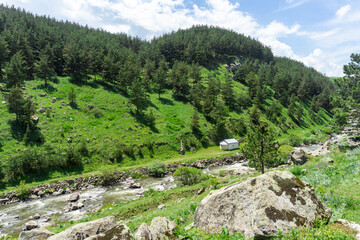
top-left (219, 138), bottom-right (239, 150)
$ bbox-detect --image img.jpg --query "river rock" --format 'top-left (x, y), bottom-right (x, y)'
top-left (68, 192), bottom-right (80, 202)
top-left (48, 216), bottom-right (116, 240)
top-left (19, 228), bottom-right (54, 240)
top-left (86, 223), bottom-right (133, 240)
top-left (24, 220), bottom-right (39, 231)
top-left (290, 149), bottom-right (309, 165)
top-left (194, 170), bottom-right (332, 239)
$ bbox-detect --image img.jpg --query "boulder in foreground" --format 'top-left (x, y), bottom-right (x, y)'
top-left (194, 170), bottom-right (331, 239)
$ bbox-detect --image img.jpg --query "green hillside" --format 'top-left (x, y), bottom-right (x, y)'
top-left (0, 5), bottom-right (339, 187)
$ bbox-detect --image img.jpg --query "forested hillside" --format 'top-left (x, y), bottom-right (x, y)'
top-left (0, 5), bottom-right (338, 186)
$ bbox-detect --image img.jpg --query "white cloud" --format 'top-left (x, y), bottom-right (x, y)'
top-left (336, 4), bottom-right (351, 18)
top-left (103, 24), bottom-right (131, 34)
top-left (278, 0), bottom-right (310, 11)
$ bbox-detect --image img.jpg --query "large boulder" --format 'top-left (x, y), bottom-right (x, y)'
top-left (135, 223), bottom-right (152, 240)
top-left (85, 224), bottom-right (133, 240)
top-left (68, 192), bottom-right (80, 202)
top-left (19, 228), bottom-right (54, 240)
top-left (135, 217), bottom-right (176, 240)
top-left (290, 149), bottom-right (309, 165)
top-left (48, 216), bottom-right (115, 240)
top-left (194, 170), bottom-right (331, 239)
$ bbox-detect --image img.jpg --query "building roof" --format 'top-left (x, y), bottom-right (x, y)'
top-left (221, 138), bottom-right (239, 145)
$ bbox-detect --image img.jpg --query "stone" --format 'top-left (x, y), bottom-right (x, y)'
top-left (39, 107), bottom-right (46, 113)
top-left (135, 223), bottom-right (152, 240)
top-left (19, 228), bottom-right (54, 240)
top-left (0, 198), bottom-right (9, 204)
top-left (335, 219), bottom-right (360, 239)
top-left (31, 115), bottom-right (39, 123)
top-left (52, 97), bottom-right (56, 103)
top-left (194, 170), bottom-right (332, 239)
top-left (67, 138), bottom-right (72, 143)
top-left (68, 192), bottom-right (80, 202)
top-left (197, 186), bottom-right (205, 195)
top-left (39, 93), bottom-right (46, 97)
top-left (290, 149), bottom-right (309, 165)
top-left (33, 213), bottom-right (40, 220)
top-left (233, 166), bottom-right (253, 175)
top-left (157, 204), bottom-right (165, 210)
top-left (48, 216), bottom-right (116, 240)
top-left (25, 220), bottom-right (39, 231)
top-left (130, 182), bottom-right (141, 188)
top-left (149, 217), bottom-right (177, 240)
top-left (2, 101), bottom-right (7, 104)
top-left (86, 224), bottom-right (133, 240)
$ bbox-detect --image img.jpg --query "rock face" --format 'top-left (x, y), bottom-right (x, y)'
top-left (290, 149), bottom-right (309, 165)
top-left (194, 171), bottom-right (332, 239)
top-left (19, 228), bottom-right (54, 240)
top-left (48, 216), bottom-right (115, 240)
top-left (135, 217), bottom-right (176, 240)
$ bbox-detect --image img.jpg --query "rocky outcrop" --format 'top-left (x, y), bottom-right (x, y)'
top-left (135, 217), bottom-right (176, 240)
top-left (48, 216), bottom-right (116, 240)
top-left (0, 154), bottom-right (245, 205)
top-left (194, 170), bottom-right (331, 239)
top-left (290, 149), bottom-right (309, 165)
top-left (19, 228), bottom-right (54, 240)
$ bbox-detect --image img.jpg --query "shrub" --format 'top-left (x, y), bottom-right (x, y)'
top-left (131, 172), bottom-right (143, 179)
top-left (148, 160), bottom-right (167, 177)
top-left (16, 180), bottom-right (31, 199)
top-left (288, 133), bottom-right (302, 147)
top-left (322, 127), bottom-right (333, 135)
top-left (174, 167), bottom-right (204, 185)
top-left (290, 165), bottom-right (303, 177)
top-left (278, 145), bottom-right (294, 162)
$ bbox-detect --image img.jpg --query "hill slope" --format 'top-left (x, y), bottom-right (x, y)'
top-left (0, 5), bottom-right (337, 187)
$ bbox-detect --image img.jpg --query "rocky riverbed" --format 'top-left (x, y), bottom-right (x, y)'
top-left (0, 155), bottom-right (248, 236)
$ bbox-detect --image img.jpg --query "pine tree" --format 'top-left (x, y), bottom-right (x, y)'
top-left (222, 74), bottom-right (235, 109)
top-left (129, 78), bottom-right (148, 114)
top-left (0, 35), bottom-right (10, 81)
top-left (190, 110), bottom-right (201, 135)
top-left (243, 122), bottom-right (277, 174)
top-left (5, 51), bottom-right (27, 88)
top-left (35, 53), bottom-right (54, 87)
top-left (153, 59), bottom-right (168, 99)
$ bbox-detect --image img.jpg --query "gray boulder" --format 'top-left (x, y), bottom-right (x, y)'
top-left (68, 192), bottom-right (80, 202)
top-left (24, 220), bottom-right (39, 231)
top-left (135, 217), bottom-right (176, 240)
top-left (290, 149), bottom-right (309, 165)
top-left (85, 224), bottom-right (133, 240)
top-left (135, 223), bottom-right (152, 240)
top-left (49, 216), bottom-right (115, 240)
top-left (194, 170), bottom-right (331, 239)
top-left (19, 228), bottom-right (54, 240)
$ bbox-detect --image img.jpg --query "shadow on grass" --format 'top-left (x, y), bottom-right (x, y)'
top-left (159, 97), bottom-right (174, 105)
top-left (9, 121), bottom-right (45, 147)
top-left (36, 83), bottom-right (57, 93)
top-left (130, 110), bottom-right (159, 133)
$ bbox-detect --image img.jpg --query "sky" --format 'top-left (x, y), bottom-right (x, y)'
top-left (0, 0), bottom-right (359, 77)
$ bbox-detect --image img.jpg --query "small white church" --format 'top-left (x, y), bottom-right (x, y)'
top-left (219, 138), bottom-right (239, 150)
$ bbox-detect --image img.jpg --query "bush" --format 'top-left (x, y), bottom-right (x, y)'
top-left (288, 133), bottom-right (302, 147)
top-left (278, 145), bottom-right (294, 161)
top-left (322, 126), bottom-right (333, 135)
top-left (174, 167), bottom-right (204, 185)
top-left (16, 180), bottom-right (31, 199)
top-left (148, 160), bottom-right (166, 177)
top-left (290, 165), bottom-right (303, 177)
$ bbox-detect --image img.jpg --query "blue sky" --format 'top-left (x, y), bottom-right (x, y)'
top-left (0, 0), bottom-right (359, 76)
